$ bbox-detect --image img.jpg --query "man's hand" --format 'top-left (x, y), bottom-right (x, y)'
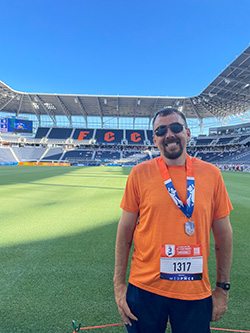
top-left (211, 287), bottom-right (229, 322)
top-left (114, 282), bottom-right (138, 326)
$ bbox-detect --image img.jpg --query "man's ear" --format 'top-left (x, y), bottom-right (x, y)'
top-left (186, 128), bottom-right (191, 141)
top-left (153, 135), bottom-right (157, 147)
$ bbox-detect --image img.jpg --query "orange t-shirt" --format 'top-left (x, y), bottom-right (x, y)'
top-left (120, 156), bottom-right (233, 300)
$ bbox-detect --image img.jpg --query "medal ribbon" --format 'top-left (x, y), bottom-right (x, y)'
top-left (158, 154), bottom-right (195, 219)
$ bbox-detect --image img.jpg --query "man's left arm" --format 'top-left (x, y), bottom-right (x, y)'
top-left (211, 215), bottom-right (233, 322)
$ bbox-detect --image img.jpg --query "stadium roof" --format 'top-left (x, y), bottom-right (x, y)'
top-left (0, 45), bottom-right (250, 127)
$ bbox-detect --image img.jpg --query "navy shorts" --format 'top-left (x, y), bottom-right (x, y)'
top-left (126, 283), bottom-right (212, 333)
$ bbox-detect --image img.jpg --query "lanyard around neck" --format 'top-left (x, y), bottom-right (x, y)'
top-left (158, 154), bottom-right (195, 219)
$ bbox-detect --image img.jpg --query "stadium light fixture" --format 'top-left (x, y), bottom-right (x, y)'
top-left (209, 93), bottom-right (216, 98)
top-left (224, 78), bottom-right (231, 84)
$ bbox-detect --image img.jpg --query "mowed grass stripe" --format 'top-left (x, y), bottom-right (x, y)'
top-left (0, 166), bottom-right (249, 332)
top-left (0, 166), bottom-right (129, 246)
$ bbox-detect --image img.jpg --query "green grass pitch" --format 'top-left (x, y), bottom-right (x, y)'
top-left (0, 165), bottom-right (249, 332)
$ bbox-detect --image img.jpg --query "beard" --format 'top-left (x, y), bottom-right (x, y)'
top-left (161, 138), bottom-right (184, 160)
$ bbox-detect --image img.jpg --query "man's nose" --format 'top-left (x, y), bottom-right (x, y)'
top-left (164, 127), bottom-right (176, 138)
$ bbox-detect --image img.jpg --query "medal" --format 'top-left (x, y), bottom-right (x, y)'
top-left (185, 220), bottom-right (195, 236)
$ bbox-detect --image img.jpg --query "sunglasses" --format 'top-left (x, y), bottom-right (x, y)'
top-left (154, 122), bottom-right (185, 137)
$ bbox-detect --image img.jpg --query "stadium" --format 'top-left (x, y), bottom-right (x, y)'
top-left (0, 46), bottom-right (250, 332)
top-left (1, 45), bottom-right (250, 169)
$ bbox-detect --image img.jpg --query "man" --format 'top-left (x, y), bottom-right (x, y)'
top-left (113, 108), bottom-right (233, 333)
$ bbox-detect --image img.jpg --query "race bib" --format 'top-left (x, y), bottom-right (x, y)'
top-left (160, 244), bottom-right (203, 281)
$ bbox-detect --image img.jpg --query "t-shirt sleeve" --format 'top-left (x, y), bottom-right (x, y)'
top-left (213, 170), bottom-right (233, 221)
top-left (120, 167), bottom-right (140, 213)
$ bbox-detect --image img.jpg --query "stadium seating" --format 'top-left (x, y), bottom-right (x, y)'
top-left (48, 128), bottom-right (73, 139)
top-left (195, 137), bottom-right (214, 145)
top-left (95, 150), bottom-right (121, 161)
top-left (12, 147), bottom-right (47, 162)
top-left (217, 137), bottom-right (235, 145)
top-left (41, 148), bottom-right (64, 161)
top-left (63, 150), bottom-right (94, 162)
top-left (35, 127), bottom-right (50, 138)
top-left (0, 147), bottom-right (17, 163)
top-left (1, 123), bottom-right (250, 167)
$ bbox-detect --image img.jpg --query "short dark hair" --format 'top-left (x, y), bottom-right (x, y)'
top-left (152, 107), bottom-right (187, 128)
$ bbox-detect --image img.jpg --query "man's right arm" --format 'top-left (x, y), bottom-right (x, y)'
top-left (113, 209), bottom-right (139, 326)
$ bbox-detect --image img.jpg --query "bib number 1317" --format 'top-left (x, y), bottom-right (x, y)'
top-left (173, 261), bottom-right (191, 272)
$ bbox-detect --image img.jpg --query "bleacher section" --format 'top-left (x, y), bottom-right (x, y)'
top-left (195, 149), bottom-right (250, 164)
top-left (122, 151), bottom-right (138, 159)
top-left (233, 149), bottom-right (250, 163)
top-left (41, 148), bottom-right (63, 161)
top-left (48, 128), bottom-right (73, 139)
top-left (195, 137), bottom-right (214, 145)
top-left (0, 147), bottom-right (17, 164)
top-left (195, 151), bottom-right (234, 163)
top-left (95, 150), bottom-right (121, 161)
top-left (217, 137), bottom-right (235, 145)
top-left (238, 135), bottom-right (250, 144)
top-left (63, 150), bottom-right (94, 162)
top-left (35, 127), bottom-right (50, 138)
top-left (12, 147), bottom-right (46, 162)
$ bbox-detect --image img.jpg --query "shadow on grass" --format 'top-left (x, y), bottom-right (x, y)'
top-left (28, 182), bottom-right (126, 191)
top-left (0, 165), bottom-right (133, 187)
top-left (0, 165), bottom-right (79, 187)
top-left (0, 220), bottom-right (127, 333)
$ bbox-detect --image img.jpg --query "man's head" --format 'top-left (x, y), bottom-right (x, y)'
top-left (152, 107), bottom-right (191, 164)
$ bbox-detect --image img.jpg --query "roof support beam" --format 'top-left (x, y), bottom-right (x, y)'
top-left (204, 84), bottom-right (250, 99)
top-left (27, 94), bottom-right (41, 125)
top-left (35, 95), bottom-right (56, 126)
top-left (17, 94), bottom-right (24, 116)
top-left (55, 95), bottom-right (72, 127)
top-left (211, 94), bottom-right (250, 111)
top-left (148, 98), bottom-right (159, 128)
top-left (228, 65), bottom-right (250, 76)
top-left (152, 98), bottom-right (159, 115)
top-left (0, 94), bottom-right (17, 113)
top-left (116, 97), bottom-right (119, 114)
top-left (75, 97), bottom-right (88, 126)
top-left (96, 97), bottom-right (103, 127)
top-left (189, 98), bottom-right (203, 119)
top-left (198, 100), bottom-right (223, 120)
top-left (218, 75), bottom-right (250, 87)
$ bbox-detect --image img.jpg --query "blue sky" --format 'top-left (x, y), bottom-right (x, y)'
top-left (1, 0), bottom-right (250, 98)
